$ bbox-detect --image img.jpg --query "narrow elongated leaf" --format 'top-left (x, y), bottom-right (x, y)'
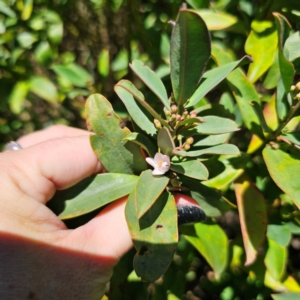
top-left (196, 10), bottom-right (238, 30)
top-left (48, 174), bottom-right (138, 219)
top-left (170, 9), bottom-right (211, 106)
top-left (173, 144), bottom-right (240, 157)
top-left (267, 224), bottom-right (291, 247)
top-left (86, 94), bottom-right (147, 174)
top-left (263, 145), bottom-right (300, 209)
top-left (245, 21), bottom-right (277, 83)
top-left (281, 132), bottom-right (300, 145)
top-left (125, 191), bottom-right (178, 282)
top-left (203, 154), bottom-right (249, 190)
top-left (265, 225), bottom-right (291, 281)
top-left (250, 101), bottom-right (271, 133)
top-left (193, 133), bottom-right (229, 147)
top-left (187, 56), bottom-right (253, 107)
top-left (181, 177), bottom-right (232, 217)
top-left (196, 116), bottom-right (239, 134)
top-left (29, 76), bottom-right (58, 103)
top-left (212, 46), bottom-right (263, 138)
top-left (9, 81), bottom-right (29, 114)
top-left (52, 63), bottom-right (93, 87)
top-left (273, 13), bottom-right (294, 121)
top-left (170, 160), bottom-right (208, 180)
top-left (115, 80), bottom-right (169, 129)
top-left (284, 31), bottom-right (300, 62)
top-left (276, 78), bottom-right (292, 121)
top-left (181, 116), bottom-right (239, 136)
top-left (263, 49), bottom-right (280, 89)
top-left (158, 127), bottom-right (175, 156)
top-left (130, 60), bottom-right (170, 109)
top-left (134, 170), bottom-right (170, 219)
top-left (234, 174), bottom-right (267, 266)
top-left (182, 220), bottom-right (228, 279)
top-left (265, 238), bottom-right (287, 281)
top-left (272, 293), bottom-right (300, 300)
top-left (124, 132), bottom-right (157, 157)
top-left (114, 81), bottom-right (157, 136)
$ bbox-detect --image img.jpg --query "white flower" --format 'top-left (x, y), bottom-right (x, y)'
top-left (145, 153), bottom-right (170, 175)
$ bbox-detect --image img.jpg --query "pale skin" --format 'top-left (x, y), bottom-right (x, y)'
top-left (0, 125), bottom-right (197, 299)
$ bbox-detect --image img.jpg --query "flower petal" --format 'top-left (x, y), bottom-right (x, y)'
top-left (145, 157), bottom-right (156, 168)
top-left (152, 168), bottom-right (165, 175)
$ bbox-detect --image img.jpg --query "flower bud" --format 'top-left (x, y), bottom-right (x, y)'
top-left (164, 107), bottom-right (171, 116)
top-left (183, 143), bottom-right (190, 150)
top-left (186, 137), bottom-right (194, 145)
top-left (190, 111), bottom-right (197, 118)
top-left (171, 104), bottom-right (178, 113)
top-left (154, 119), bottom-right (162, 129)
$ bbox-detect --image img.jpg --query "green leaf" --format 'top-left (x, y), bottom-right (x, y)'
top-left (125, 191), bottom-right (178, 282)
top-left (265, 238), bottom-right (287, 281)
top-left (114, 81), bottom-right (157, 136)
top-left (186, 55), bottom-right (252, 107)
top-left (203, 154), bottom-right (249, 190)
top-left (284, 31), bottom-right (300, 62)
top-left (115, 80), bottom-right (169, 129)
top-left (272, 293), bottom-right (300, 300)
top-left (267, 224), bottom-right (291, 247)
top-left (17, 32), bottom-right (37, 48)
top-left (134, 170), bottom-right (170, 219)
top-left (263, 145), bottom-right (300, 209)
top-left (170, 160), bottom-right (208, 180)
top-left (273, 14), bottom-right (294, 122)
top-left (245, 21), bottom-right (277, 83)
top-left (29, 76), bottom-right (58, 103)
top-left (124, 132), bottom-right (157, 157)
top-left (98, 49), bottom-right (110, 77)
top-left (182, 220), bottom-right (228, 279)
top-left (281, 131), bottom-right (300, 145)
top-left (48, 173), bottom-right (138, 220)
top-left (0, 2), bottom-right (16, 18)
top-left (193, 133), bottom-right (229, 147)
top-left (130, 60), bottom-right (170, 109)
top-left (196, 9), bottom-right (238, 30)
top-left (21, 0), bottom-right (33, 21)
top-left (276, 79), bottom-right (292, 121)
top-left (170, 9), bottom-right (211, 107)
top-left (52, 63), bottom-right (93, 87)
top-left (263, 49), bottom-right (280, 89)
top-left (181, 177), bottom-right (232, 217)
top-left (212, 46), bottom-right (263, 138)
top-left (86, 94), bottom-right (147, 174)
top-left (9, 81), bottom-right (29, 114)
top-left (265, 225), bottom-right (291, 281)
top-left (234, 174), bottom-right (267, 265)
top-left (250, 101), bottom-right (271, 133)
top-left (196, 116), bottom-right (239, 134)
top-left (173, 144), bottom-right (240, 158)
top-left (158, 127), bottom-right (175, 156)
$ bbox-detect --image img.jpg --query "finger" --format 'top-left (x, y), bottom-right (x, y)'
top-left (17, 125), bottom-right (91, 148)
top-left (4, 135), bottom-right (102, 203)
top-left (63, 193), bottom-right (199, 261)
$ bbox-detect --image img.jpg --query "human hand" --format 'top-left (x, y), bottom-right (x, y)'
top-left (0, 125), bottom-right (199, 299)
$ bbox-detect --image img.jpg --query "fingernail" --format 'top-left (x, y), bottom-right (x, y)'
top-left (177, 205), bottom-right (206, 225)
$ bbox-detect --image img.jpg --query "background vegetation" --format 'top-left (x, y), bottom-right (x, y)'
top-left (1, 0), bottom-right (300, 299)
